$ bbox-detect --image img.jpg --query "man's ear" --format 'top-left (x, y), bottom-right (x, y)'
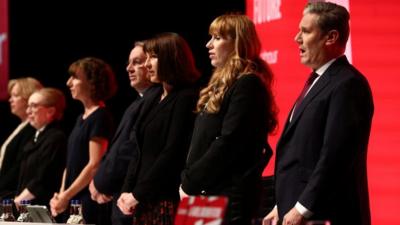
top-left (325, 30), bottom-right (339, 46)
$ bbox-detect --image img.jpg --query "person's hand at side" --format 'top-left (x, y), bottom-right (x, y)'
top-left (14, 188), bottom-right (35, 210)
top-left (117, 192), bottom-right (139, 215)
top-left (49, 192), bottom-right (69, 217)
top-left (263, 206), bottom-right (279, 225)
top-left (97, 193), bottom-right (113, 204)
top-left (282, 207), bottom-right (305, 225)
top-left (89, 180), bottom-right (112, 204)
top-left (89, 180), bottom-right (100, 201)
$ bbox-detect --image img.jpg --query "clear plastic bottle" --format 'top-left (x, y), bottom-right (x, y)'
top-left (17, 199), bottom-right (33, 222)
top-left (66, 199), bottom-right (77, 224)
top-left (66, 199), bottom-right (85, 224)
top-left (75, 200), bottom-right (85, 224)
top-left (0, 199), bottom-right (16, 221)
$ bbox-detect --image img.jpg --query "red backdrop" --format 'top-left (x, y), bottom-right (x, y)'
top-left (0, 0), bottom-right (9, 100)
top-left (246, 0), bottom-right (400, 224)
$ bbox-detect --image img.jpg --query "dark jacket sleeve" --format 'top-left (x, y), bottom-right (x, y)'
top-left (0, 124), bottom-right (35, 196)
top-left (94, 137), bottom-right (140, 195)
top-left (93, 100), bottom-right (143, 195)
top-left (129, 89), bottom-right (197, 201)
top-left (181, 75), bottom-right (269, 194)
top-left (121, 85), bottom-right (162, 194)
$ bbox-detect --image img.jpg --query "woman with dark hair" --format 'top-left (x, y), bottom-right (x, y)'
top-left (117, 32), bottom-right (200, 225)
top-left (180, 14), bottom-right (278, 225)
top-left (50, 57), bottom-right (117, 225)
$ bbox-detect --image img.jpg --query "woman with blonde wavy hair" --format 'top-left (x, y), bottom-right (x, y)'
top-left (180, 13), bottom-right (278, 225)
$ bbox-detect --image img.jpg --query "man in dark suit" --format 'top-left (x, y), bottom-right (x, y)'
top-left (89, 41), bottom-right (153, 225)
top-left (263, 2), bottom-right (374, 225)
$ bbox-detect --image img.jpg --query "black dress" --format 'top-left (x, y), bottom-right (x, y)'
top-left (65, 107), bottom-right (114, 225)
top-left (181, 74), bottom-right (273, 225)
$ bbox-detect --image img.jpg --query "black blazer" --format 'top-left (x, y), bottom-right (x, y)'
top-left (122, 85), bottom-right (198, 202)
top-left (181, 74), bottom-right (272, 197)
top-left (181, 74), bottom-right (272, 225)
top-left (17, 122), bottom-right (67, 206)
top-left (93, 86), bottom-right (156, 195)
top-left (0, 123), bottom-right (35, 198)
top-left (275, 56), bottom-right (373, 225)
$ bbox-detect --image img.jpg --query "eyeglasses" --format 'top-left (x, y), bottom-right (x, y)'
top-left (27, 102), bottom-right (49, 110)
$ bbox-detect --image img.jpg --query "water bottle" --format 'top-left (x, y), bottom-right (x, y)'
top-left (66, 199), bottom-right (85, 224)
top-left (66, 199), bottom-right (76, 224)
top-left (17, 199), bottom-right (33, 222)
top-left (75, 200), bottom-right (85, 224)
top-left (0, 199), bottom-right (16, 221)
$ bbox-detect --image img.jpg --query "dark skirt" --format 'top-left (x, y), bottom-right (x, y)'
top-left (132, 200), bottom-right (178, 225)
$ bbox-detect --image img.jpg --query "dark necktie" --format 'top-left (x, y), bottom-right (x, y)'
top-left (291, 72), bottom-right (319, 119)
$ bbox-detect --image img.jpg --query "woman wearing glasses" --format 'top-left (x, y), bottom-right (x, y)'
top-left (14, 88), bottom-right (67, 208)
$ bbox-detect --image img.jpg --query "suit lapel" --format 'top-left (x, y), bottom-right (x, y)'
top-left (140, 89), bottom-right (178, 130)
top-left (278, 75), bottom-right (330, 140)
top-left (276, 109), bottom-right (293, 148)
top-left (279, 56), bottom-right (349, 141)
top-left (111, 103), bottom-right (133, 144)
top-left (130, 85), bottom-right (162, 139)
top-left (111, 99), bottom-right (141, 144)
top-left (286, 74), bottom-right (331, 131)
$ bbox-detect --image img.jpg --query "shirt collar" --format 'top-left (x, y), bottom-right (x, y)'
top-left (315, 57), bottom-right (338, 76)
top-left (37, 125), bottom-right (46, 133)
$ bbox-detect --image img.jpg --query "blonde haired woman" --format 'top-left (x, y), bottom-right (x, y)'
top-left (0, 77), bottom-right (42, 198)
